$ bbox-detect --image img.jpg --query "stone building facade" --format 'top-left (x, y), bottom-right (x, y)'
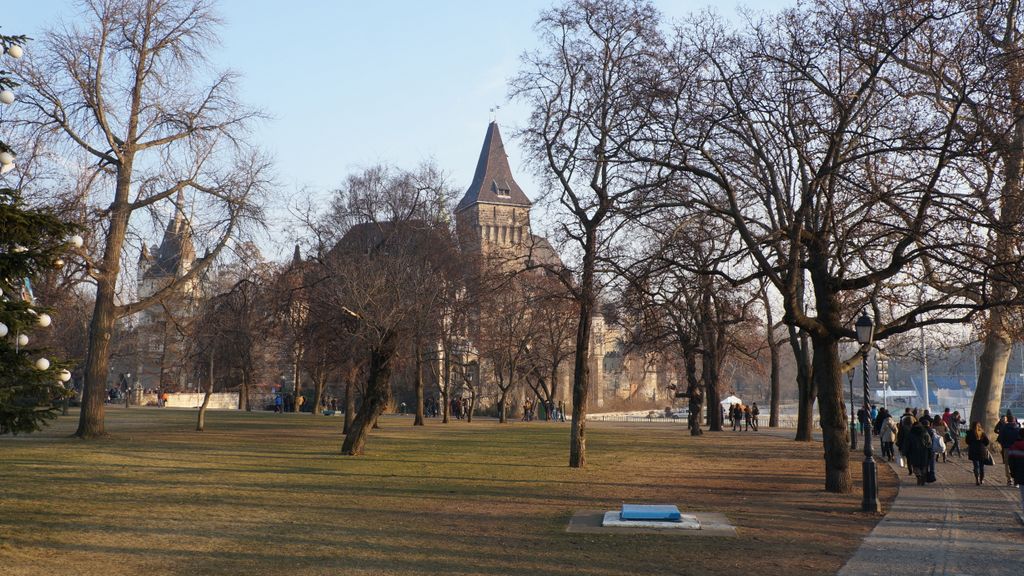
top-left (132, 190), bottom-right (203, 392)
top-left (455, 122), bottom-right (669, 410)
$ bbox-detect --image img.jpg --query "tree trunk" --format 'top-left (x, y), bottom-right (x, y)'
top-left (341, 332), bottom-right (396, 455)
top-left (570, 237), bottom-right (596, 468)
top-left (312, 367), bottom-right (325, 416)
top-left (76, 276), bottom-right (116, 438)
top-left (972, 319), bottom-right (1012, 431)
top-left (683, 347), bottom-right (703, 436)
top-left (291, 347), bottom-right (302, 412)
top-left (769, 335), bottom-right (781, 427)
top-left (764, 295), bottom-right (781, 427)
top-left (239, 369), bottom-right (250, 411)
top-left (701, 292), bottom-right (722, 432)
top-left (196, 385), bottom-right (212, 432)
top-left (791, 326), bottom-right (815, 441)
top-left (343, 378), bottom-right (355, 434)
top-left (197, 353), bottom-right (213, 431)
top-left (811, 334), bottom-right (851, 493)
top-left (75, 170), bottom-right (134, 438)
top-left (497, 390), bottom-right (508, 424)
top-left (414, 345), bottom-right (425, 426)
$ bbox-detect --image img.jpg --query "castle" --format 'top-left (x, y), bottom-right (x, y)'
top-left (126, 122), bottom-right (671, 409)
top-left (132, 189), bottom-right (204, 392)
top-left (454, 122), bottom-right (668, 409)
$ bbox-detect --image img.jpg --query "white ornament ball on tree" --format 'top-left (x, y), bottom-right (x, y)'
top-left (7, 45), bottom-right (23, 59)
top-left (59, 369), bottom-right (72, 382)
top-left (0, 151), bottom-right (14, 165)
top-left (0, 322), bottom-right (7, 337)
top-left (17, 334), bottom-right (29, 346)
top-left (0, 90), bottom-right (15, 105)
top-left (70, 235), bottom-right (84, 248)
top-left (35, 358), bottom-right (50, 371)
top-left (37, 313), bottom-right (52, 327)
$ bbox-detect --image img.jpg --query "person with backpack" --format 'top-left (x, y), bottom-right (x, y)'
top-left (897, 408), bottom-right (916, 475)
top-left (907, 419), bottom-right (934, 486)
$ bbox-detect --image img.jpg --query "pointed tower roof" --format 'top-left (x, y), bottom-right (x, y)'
top-left (144, 190), bottom-right (195, 278)
top-left (455, 122), bottom-right (532, 212)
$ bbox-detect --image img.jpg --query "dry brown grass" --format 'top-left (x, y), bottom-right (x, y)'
top-left (0, 408), bottom-right (896, 575)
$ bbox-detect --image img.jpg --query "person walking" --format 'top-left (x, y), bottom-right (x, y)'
top-left (897, 408), bottom-right (916, 476)
top-left (996, 410), bottom-right (1022, 486)
top-left (1005, 429), bottom-right (1024, 511)
top-left (751, 403), bottom-right (760, 431)
top-left (966, 421), bottom-right (993, 486)
top-left (947, 410), bottom-right (964, 458)
top-left (907, 420), bottom-right (934, 486)
top-left (932, 417), bottom-right (950, 463)
top-left (879, 412), bottom-right (898, 462)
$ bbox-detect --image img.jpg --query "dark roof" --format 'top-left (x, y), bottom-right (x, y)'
top-left (333, 220), bottom-right (453, 259)
top-left (143, 196), bottom-right (194, 279)
top-left (527, 235), bottom-right (563, 270)
top-left (455, 122), bottom-right (532, 212)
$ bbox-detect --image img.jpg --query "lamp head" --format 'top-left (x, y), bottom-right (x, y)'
top-left (855, 311), bottom-right (874, 345)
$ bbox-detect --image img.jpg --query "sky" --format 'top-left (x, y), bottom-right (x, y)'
top-left (8, 0), bottom-right (793, 256)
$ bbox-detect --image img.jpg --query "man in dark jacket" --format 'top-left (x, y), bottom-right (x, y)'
top-left (996, 410), bottom-right (1022, 486)
top-left (1005, 429), bottom-right (1024, 515)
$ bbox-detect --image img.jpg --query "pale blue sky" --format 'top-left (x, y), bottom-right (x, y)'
top-left (9, 0), bottom-right (792, 252)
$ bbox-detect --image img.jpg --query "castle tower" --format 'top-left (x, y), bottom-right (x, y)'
top-left (455, 122), bottom-right (532, 259)
top-left (133, 189), bottom-right (200, 392)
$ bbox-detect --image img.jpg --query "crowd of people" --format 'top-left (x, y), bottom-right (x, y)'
top-left (727, 402), bottom-right (760, 431)
top-left (521, 399), bottom-right (567, 422)
top-left (870, 404), bottom-right (1024, 515)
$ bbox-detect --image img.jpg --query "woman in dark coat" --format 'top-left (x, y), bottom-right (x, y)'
top-left (906, 421), bottom-right (934, 486)
top-left (966, 421), bottom-right (992, 485)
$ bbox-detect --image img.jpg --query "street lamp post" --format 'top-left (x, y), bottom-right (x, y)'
top-left (877, 353), bottom-right (888, 411)
top-left (848, 365), bottom-right (857, 450)
top-left (856, 311), bottom-right (880, 513)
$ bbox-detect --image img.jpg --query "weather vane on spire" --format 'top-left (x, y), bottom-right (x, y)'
top-left (489, 105), bottom-right (501, 122)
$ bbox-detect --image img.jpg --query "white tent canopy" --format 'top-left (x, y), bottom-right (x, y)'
top-left (720, 395), bottom-right (743, 406)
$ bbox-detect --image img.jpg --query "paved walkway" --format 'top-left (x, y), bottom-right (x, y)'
top-left (838, 452), bottom-right (1024, 576)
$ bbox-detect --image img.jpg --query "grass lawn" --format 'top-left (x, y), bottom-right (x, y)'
top-left (0, 408), bottom-right (896, 576)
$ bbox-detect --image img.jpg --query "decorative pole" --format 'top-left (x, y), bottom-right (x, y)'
top-left (856, 311), bottom-right (880, 513)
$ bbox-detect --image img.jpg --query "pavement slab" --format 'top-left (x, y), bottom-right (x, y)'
top-left (838, 454), bottom-right (1024, 576)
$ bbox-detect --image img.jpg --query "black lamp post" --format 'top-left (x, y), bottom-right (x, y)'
top-left (855, 311), bottom-right (880, 512)
top-left (848, 366), bottom-right (857, 450)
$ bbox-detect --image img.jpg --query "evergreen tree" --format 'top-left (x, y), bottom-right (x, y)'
top-left (0, 33), bottom-right (75, 434)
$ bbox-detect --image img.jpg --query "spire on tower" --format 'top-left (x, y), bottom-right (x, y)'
top-left (455, 122), bottom-right (532, 213)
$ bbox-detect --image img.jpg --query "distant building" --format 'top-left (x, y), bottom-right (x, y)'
top-left (455, 122), bottom-right (671, 409)
top-left (133, 190), bottom-right (204, 392)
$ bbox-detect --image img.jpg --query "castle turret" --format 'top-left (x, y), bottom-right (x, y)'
top-left (455, 122), bottom-right (532, 255)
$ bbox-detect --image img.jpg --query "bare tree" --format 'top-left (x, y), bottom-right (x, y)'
top-left (621, 212), bottom-right (758, 435)
top-left (891, 1), bottom-right (1024, 430)
top-left (512, 0), bottom-right (669, 468)
top-left (309, 163), bottom-right (457, 455)
top-left (13, 0), bottom-right (269, 438)
top-left (641, 1), bottom-right (1010, 492)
